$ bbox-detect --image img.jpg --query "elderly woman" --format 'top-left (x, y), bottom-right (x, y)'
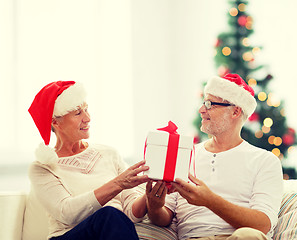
top-left (28, 81), bottom-right (149, 240)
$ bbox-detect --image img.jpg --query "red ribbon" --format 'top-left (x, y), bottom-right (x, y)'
top-left (157, 121), bottom-right (180, 182)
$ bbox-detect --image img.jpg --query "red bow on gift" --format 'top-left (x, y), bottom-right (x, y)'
top-left (157, 121), bottom-right (180, 182)
top-left (157, 121), bottom-right (178, 134)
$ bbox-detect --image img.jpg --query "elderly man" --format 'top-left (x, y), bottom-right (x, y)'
top-left (146, 74), bottom-right (283, 240)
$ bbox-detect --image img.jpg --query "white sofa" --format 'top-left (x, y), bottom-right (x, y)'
top-left (1, 180), bottom-right (297, 240)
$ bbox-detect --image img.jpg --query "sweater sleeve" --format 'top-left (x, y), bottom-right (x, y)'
top-left (114, 154), bottom-right (147, 223)
top-left (29, 162), bottom-right (102, 226)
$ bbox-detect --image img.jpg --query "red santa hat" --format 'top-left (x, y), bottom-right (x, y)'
top-left (204, 73), bottom-right (257, 117)
top-left (28, 81), bottom-right (86, 145)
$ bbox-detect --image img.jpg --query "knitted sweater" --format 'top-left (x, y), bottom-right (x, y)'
top-left (29, 143), bottom-right (143, 239)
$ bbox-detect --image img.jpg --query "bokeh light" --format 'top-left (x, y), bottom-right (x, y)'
top-left (229, 7), bottom-right (238, 16)
top-left (274, 137), bottom-right (282, 146)
top-left (268, 136), bottom-right (275, 145)
top-left (258, 92), bottom-right (267, 101)
top-left (238, 3), bottom-right (246, 12)
top-left (222, 47), bottom-right (231, 56)
top-left (242, 51), bottom-right (253, 61)
top-left (248, 78), bottom-right (257, 86)
top-left (272, 148), bottom-right (281, 157)
top-left (252, 47), bottom-right (261, 54)
top-left (262, 126), bottom-right (271, 134)
top-left (242, 37), bottom-right (250, 46)
top-left (263, 117), bottom-right (273, 128)
top-left (255, 130), bottom-right (263, 138)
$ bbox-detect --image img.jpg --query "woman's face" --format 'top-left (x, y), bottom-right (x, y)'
top-left (54, 102), bottom-right (90, 142)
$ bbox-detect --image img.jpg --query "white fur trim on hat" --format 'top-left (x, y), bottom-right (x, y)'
top-left (204, 76), bottom-right (257, 117)
top-left (53, 82), bottom-right (86, 117)
top-left (35, 143), bottom-right (58, 169)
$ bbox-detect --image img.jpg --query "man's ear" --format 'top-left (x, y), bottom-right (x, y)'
top-left (232, 106), bottom-right (243, 119)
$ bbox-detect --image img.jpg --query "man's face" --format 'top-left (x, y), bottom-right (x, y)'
top-left (199, 94), bottom-right (234, 136)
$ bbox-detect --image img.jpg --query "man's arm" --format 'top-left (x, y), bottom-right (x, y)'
top-left (172, 174), bottom-right (271, 234)
top-left (146, 180), bottom-right (174, 227)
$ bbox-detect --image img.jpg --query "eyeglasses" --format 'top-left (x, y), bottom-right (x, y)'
top-left (202, 100), bottom-right (235, 110)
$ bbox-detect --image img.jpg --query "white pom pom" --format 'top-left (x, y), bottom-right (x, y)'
top-left (35, 143), bottom-right (58, 169)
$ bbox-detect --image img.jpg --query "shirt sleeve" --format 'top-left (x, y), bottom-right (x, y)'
top-left (164, 192), bottom-right (178, 214)
top-left (250, 152), bottom-right (284, 231)
top-left (121, 188), bottom-right (145, 223)
top-left (29, 162), bottom-right (102, 226)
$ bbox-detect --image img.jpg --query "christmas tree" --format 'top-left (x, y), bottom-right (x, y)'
top-left (194, 0), bottom-right (297, 179)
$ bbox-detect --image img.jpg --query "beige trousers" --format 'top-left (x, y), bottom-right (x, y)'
top-left (187, 227), bottom-right (268, 240)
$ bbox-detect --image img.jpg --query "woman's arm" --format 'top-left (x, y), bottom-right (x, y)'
top-left (29, 164), bottom-right (100, 226)
top-left (30, 160), bottom-right (149, 226)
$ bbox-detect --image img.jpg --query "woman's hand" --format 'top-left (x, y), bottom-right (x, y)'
top-left (94, 160), bottom-right (149, 206)
top-left (114, 160), bottom-right (149, 190)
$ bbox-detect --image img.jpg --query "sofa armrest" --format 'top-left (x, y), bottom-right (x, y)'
top-left (0, 192), bottom-right (27, 240)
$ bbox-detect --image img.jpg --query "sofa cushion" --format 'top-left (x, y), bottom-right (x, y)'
top-left (0, 192), bottom-right (26, 240)
top-left (273, 192), bottom-right (297, 240)
top-left (135, 218), bottom-right (177, 240)
top-left (22, 189), bottom-right (48, 240)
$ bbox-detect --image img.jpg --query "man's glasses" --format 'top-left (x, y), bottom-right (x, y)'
top-left (202, 100), bottom-right (235, 110)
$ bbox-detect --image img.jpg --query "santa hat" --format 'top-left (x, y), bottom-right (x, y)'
top-left (28, 81), bottom-right (86, 145)
top-left (204, 73), bottom-right (257, 117)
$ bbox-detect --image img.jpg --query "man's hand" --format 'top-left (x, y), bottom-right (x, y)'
top-left (146, 180), bottom-right (167, 209)
top-left (145, 180), bottom-right (174, 227)
top-left (171, 173), bottom-right (214, 207)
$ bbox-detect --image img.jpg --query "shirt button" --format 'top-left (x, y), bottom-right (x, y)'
top-left (212, 160), bottom-right (215, 164)
top-left (212, 168), bottom-right (215, 172)
top-left (213, 154), bottom-right (216, 157)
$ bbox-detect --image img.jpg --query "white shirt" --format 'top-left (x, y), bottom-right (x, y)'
top-left (165, 140), bottom-right (283, 240)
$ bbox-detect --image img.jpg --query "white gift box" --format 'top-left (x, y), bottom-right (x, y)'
top-left (144, 130), bottom-right (194, 182)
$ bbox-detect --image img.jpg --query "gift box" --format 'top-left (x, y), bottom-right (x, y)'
top-left (144, 121), bottom-right (194, 182)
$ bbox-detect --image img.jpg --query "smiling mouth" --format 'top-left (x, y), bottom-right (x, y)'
top-left (80, 126), bottom-right (90, 130)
